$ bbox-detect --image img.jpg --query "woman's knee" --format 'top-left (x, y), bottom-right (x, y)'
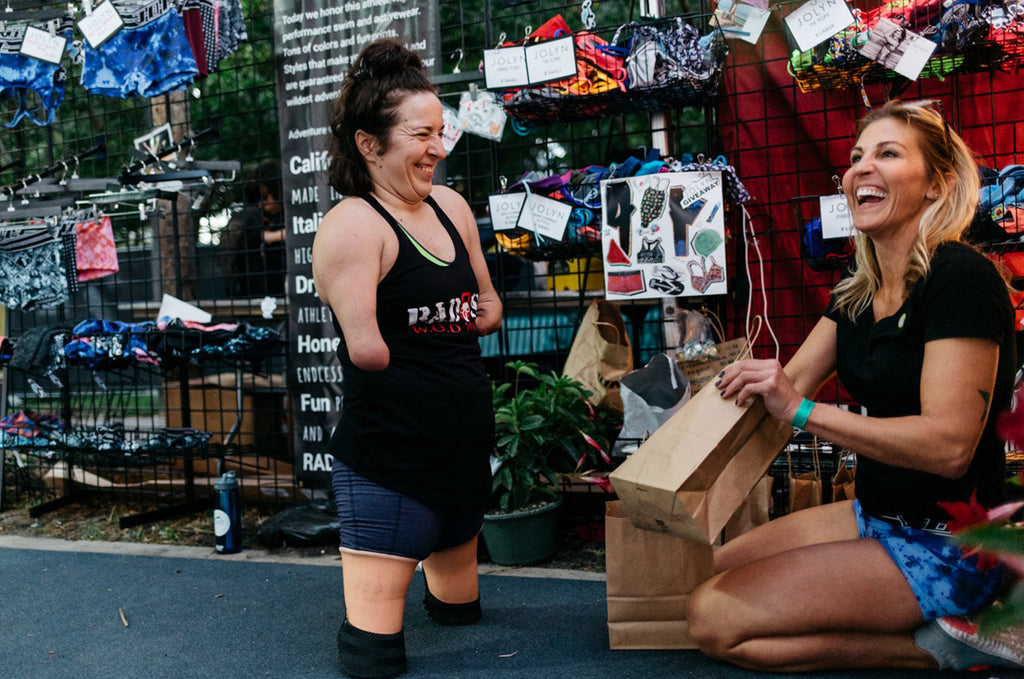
top-left (686, 578), bottom-right (736, 659)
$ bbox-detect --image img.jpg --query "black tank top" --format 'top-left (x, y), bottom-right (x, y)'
top-left (327, 193), bottom-right (494, 509)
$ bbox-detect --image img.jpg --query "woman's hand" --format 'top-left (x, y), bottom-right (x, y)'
top-left (716, 359), bottom-right (804, 425)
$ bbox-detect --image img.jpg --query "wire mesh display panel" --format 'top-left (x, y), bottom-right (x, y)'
top-left (2, 0), bottom-right (1023, 525)
top-left (0, 0), bottom-right (289, 516)
top-left (437, 0), bottom-right (724, 379)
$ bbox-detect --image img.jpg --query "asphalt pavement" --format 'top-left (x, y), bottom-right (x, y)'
top-left (0, 536), bottom-right (1016, 679)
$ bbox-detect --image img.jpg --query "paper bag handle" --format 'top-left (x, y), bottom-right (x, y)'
top-left (833, 449), bottom-right (856, 482)
top-left (786, 436), bottom-right (821, 477)
top-left (700, 306), bottom-right (725, 344)
top-left (594, 320), bottom-right (623, 344)
top-left (732, 315), bottom-right (762, 364)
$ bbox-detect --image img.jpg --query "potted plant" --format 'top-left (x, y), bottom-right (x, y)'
top-left (482, 360), bottom-right (612, 566)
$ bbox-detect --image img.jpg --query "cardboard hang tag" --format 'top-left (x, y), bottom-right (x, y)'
top-left (784, 0), bottom-right (856, 52)
top-left (524, 193), bottom-right (572, 241)
top-left (819, 194), bottom-right (854, 240)
top-left (78, 0), bottom-right (124, 49)
top-left (20, 25), bottom-right (67, 65)
top-left (483, 46), bottom-right (529, 89)
top-left (488, 192), bottom-right (528, 232)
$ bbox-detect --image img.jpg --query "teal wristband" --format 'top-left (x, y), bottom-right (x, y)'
top-left (791, 398), bottom-right (815, 430)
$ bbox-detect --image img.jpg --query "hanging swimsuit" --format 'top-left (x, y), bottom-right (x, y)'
top-left (0, 239), bottom-right (70, 310)
top-left (213, 0), bottom-right (248, 69)
top-left (80, 3), bottom-right (198, 98)
top-left (0, 24), bottom-right (70, 128)
top-left (75, 216), bottom-right (119, 282)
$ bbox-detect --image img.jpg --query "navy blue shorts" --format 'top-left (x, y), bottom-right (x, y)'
top-left (854, 500), bottom-right (1003, 619)
top-left (331, 460), bottom-right (484, 561)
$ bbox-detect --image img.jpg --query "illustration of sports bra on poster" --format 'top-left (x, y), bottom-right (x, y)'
top-left (636, 236), bottom-right (665, 264)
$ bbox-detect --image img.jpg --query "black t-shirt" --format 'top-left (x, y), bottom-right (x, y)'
top-left (825, 242), bottom-right (1015, 529)
top-left (327, 194), bottom-right (494, 510)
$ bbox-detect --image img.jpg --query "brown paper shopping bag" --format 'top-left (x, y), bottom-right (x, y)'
top-left (675, 309), bottom-right (747, 393)
top-left (676, 336), bottom-right (748, 393)
top-left (562, 299), bottom-right (633, 414)
top-left (722, 474), bottom-right (773, 542)
top-left (605, 501), bottom-right (713, 649)
top-left (787, 442), bottom-right (822, 513)
top-left (831, 450), bottom-right (856, 502)
top-left (609, 383), bottom-right (792, 543)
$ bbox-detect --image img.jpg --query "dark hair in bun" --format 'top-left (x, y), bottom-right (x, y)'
top-left (327, 38), bottom-right (437, 196)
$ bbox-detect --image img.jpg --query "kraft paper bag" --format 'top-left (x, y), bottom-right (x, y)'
top-left (676, 336), bottom-right (748, 393)
top-left (605, 501), bottom-right (713, 650)
top-left (831, 451), bottom-right (856, 502)
top-left (787, 443), bottom-right (822, 514)
top-left (562, 299), bottom-right (633, 414)
top-left (609, 383), bottom-right (792, 543)
top-left (722, 474), bottom-right (773, 542)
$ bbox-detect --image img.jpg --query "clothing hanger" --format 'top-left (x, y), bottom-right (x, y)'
top-left (0, 195), bottom-right (75, 223)
top-left (1, 143), bottom-right (106, 199)
top-left (120, 126), bottom-right (216, 177)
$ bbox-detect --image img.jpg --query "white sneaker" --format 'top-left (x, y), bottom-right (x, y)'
top-left (934, 614), bottom-right (1024, 670)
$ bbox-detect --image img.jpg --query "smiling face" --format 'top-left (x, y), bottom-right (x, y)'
top-left (362, 90), bottom-right (446, 205)
top-left (842, 116), bottom-right (942, 240)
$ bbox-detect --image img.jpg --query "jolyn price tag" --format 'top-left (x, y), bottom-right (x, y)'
top-left (79, 0), bottom-right (125, 50)
top-left (784, 0), bottom-right (855, 52)
top-left (819, 194), bottom-right (854, 239)
top-left (19, 25), bottom-right (67, 65)
top-left (488, 192), bottom-right (528, 231)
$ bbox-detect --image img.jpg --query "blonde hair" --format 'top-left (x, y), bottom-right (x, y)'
top-left (831, 100), bottom-right (980, 321)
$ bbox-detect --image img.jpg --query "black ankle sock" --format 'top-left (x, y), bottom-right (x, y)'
top-left (423, 576), bottom-right (482, 626)
top-left (337, 619), bottom-right (407, 678)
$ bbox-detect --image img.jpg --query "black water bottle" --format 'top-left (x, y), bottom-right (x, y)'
top-left (214, 471), bottom-right (242, 553)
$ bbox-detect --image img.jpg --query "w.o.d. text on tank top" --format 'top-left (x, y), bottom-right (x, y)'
top-left (327, 193), bottom-right (494, 510)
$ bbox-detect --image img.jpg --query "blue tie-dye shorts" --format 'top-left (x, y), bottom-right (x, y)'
top-left (854, 499), bottom-right (1004, 620)
top-left (80, 8), bottom-right (197, 98)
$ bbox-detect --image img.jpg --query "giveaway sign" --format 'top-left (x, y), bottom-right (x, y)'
top-left (601, 172), bottom-right (726, 299)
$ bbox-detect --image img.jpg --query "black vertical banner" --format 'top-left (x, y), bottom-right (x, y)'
top-left (272, 0), bottom-right (439, 490)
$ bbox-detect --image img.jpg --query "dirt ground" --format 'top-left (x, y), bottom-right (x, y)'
top-left (0, 497), bottom-right (607, 572)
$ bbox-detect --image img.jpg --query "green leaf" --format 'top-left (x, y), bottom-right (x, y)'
top-left (956, 524), bottom-right (1024, 555)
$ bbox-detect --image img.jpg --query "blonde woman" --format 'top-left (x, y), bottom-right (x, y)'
top-left (688, 100), bottom-right (1018, 672)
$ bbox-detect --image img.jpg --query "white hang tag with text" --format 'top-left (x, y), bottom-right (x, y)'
top-left (525, 193), bottom-right (572, 241)
top-left (784, 0), bottom-right (855, 52)
top-left (483, 46), bottom-right (529, 89)
top-left (524, 35), bottom-right (577, 84)
top-left (488, 192), bottom-right (528, 231)
top-left (819, 194), bottom-right (855, 239)
top-left (20, 26), bottom-right (67, 64)
top-left (78, 0), bottom-right (124, 49)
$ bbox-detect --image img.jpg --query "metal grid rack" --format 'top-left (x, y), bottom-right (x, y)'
top-left (2, 0), bottom-right (1023, 525)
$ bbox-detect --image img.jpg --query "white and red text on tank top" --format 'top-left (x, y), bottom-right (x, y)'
top-left (407, 292), bottom-right (479, 333)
